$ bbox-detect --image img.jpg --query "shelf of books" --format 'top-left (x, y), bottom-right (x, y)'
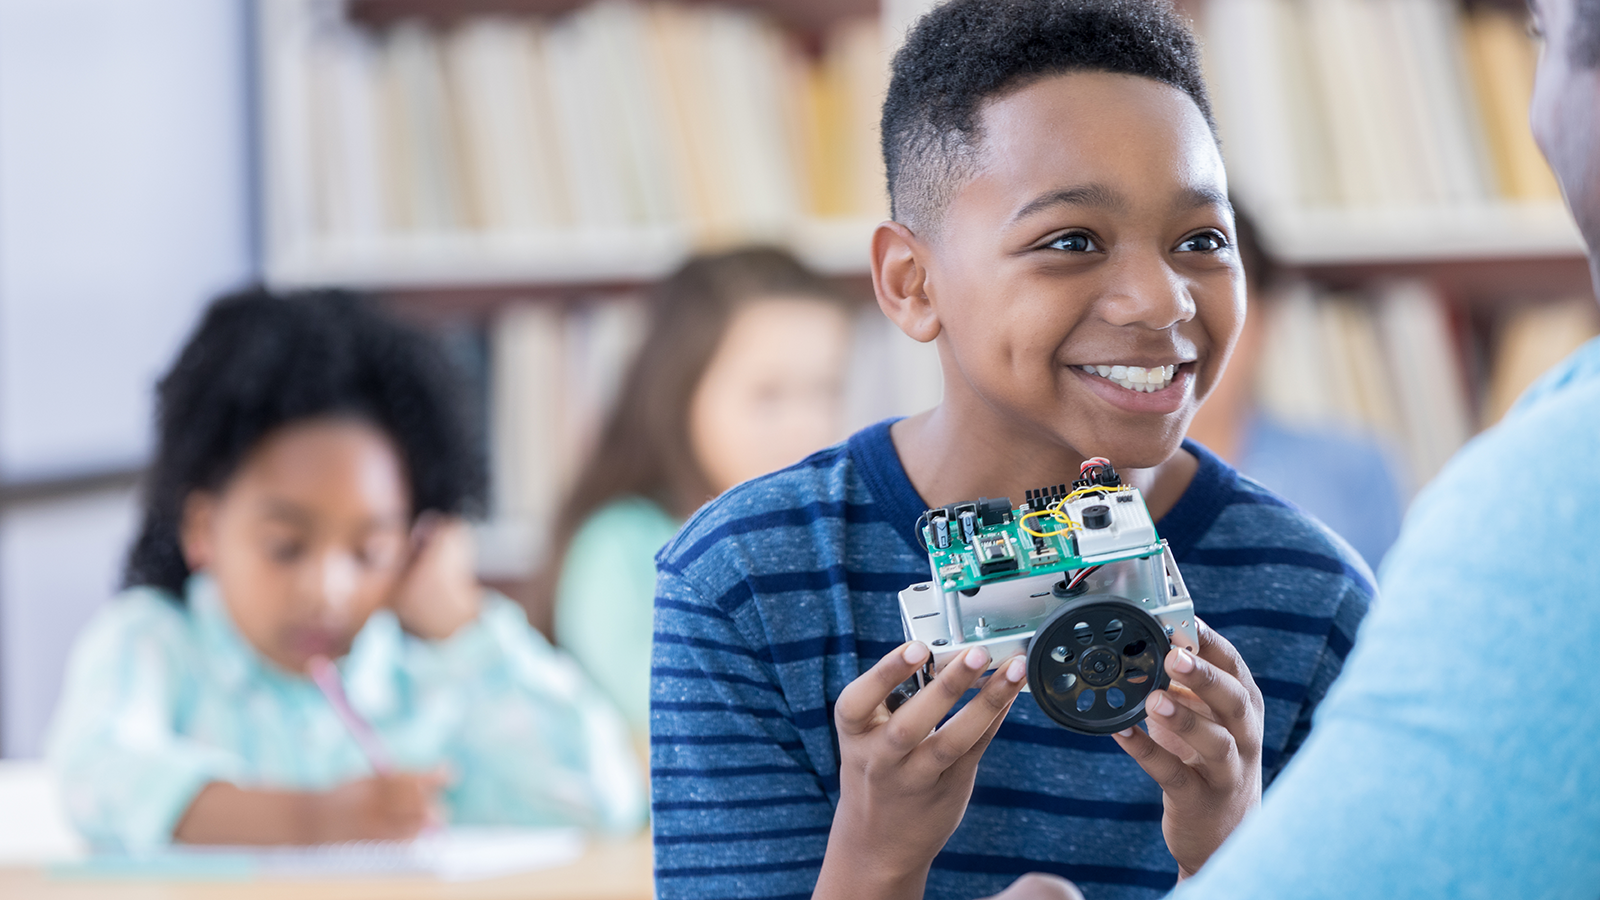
top-left (254, 0), bottom-right (1597, 580)
top-left (258, 0), bottom-right (890, 290)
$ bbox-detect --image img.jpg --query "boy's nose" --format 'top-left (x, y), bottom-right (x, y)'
top-left (1096, 251), bottom-right (1196, 331)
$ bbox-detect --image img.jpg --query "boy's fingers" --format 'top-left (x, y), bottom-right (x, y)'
top-left (884, 646), bottom-right (993, 753)
top-left (1194, 619), bottom-right (1264, 708)
top-left (1112, 725), bottom-right (1195, 796)
top-left (981, 872), bottom-right (1085, 900)
top-left (835, 642), bottom-right (931, 736)
top-left (1164, 647), bottom-right (1257, 744)
top-left (916, 654), bottom-right (1026, 769)
top-left (1144, 688), bottom-right (1238, 775)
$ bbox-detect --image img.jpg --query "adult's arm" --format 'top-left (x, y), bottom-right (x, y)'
top-left (1171, 385), bottom-right (1600, 899)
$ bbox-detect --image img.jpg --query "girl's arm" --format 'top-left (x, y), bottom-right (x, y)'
top-left (174, 775), bottom-right (445, 844)
top-left (48, 594), bottom-right (448, 848)
top-left (46, 596), bottom-right (243, 850)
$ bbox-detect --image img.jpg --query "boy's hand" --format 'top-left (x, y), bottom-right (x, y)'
top-left (389, 515), bottom-right (481, 641)
top-left (979, 873), bottom-right (1084, 900)
top-left (314, 770), bottom-right (449, 842)
top-left (1113, 619), bottom-right (1264, 880)
top-left (814, 641), bottom-right (1028, 900)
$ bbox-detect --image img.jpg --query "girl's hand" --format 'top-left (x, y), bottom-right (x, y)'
top-left (314, 770), bottom-right (450, 842)
top-left (1113, 619), bottom-right (1265, 880)
top-left (389, 515), bottom-right (481, 641)
top-left (814, 641), bottom-right (1029, 900)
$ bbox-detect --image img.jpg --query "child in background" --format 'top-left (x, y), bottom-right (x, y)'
top-left (48, 289), bottom-right (644, 850)
top-left (650, 2), bottom-right (1374, 898)
top-left (547, 246), bottom-right (856, 735)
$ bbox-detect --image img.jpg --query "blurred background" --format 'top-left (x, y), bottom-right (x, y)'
top-left (0, 0), bottom-right (1592, 761)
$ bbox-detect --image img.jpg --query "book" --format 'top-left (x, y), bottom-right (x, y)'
top-left (1460, 6), bottom-right (1563, 202)
top-left (1199, 0), bottom-right (1554, 213)
top-left (290, 1), bottom-right (885, 255)
top-left (1252, 278), bottom-right (1478, 492)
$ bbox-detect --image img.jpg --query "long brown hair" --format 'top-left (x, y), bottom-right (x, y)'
top-left (527, 246), bottom-right (857, 634)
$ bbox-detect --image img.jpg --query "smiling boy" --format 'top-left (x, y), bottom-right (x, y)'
top-left (649, 2), bottom-right (1372, 899)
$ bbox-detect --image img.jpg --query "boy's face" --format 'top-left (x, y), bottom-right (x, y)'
top-left (181, 419), bottom-right (413, 674)
top-left (922, 72), bottom-right (1242, 469)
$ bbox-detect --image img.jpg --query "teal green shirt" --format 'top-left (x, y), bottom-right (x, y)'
top-left (46, 575), bottom-right (646, 851)
top-left (554, 497), bottom-right (680, 733)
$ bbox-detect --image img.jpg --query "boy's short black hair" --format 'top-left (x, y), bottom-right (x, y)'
top-left (124, 287), bottom-right (487, 597)
top-left (882, 0), bottom-right (1215, 234)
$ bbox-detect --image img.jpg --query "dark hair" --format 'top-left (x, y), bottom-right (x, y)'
top-left (124, 287), bottom-right (486, 597)
top-left (530, 247), bottom-right (855, 633)
top-left (882, 0), bottom-right (1215, 234)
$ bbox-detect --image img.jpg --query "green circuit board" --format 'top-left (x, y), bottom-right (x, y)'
top-left (921, 493), bottom-right (1160, 593)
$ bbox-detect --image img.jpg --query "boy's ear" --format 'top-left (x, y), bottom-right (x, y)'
top-left (871, 220), bottom-right (942, 343)
top-left (179, 492), bottom-right (217, 572)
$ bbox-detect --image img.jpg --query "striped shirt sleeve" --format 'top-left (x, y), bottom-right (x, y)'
top-left (1277, 577), bottom-right (1367, 771)
top-left (651, 564), bottom-right (834, 900)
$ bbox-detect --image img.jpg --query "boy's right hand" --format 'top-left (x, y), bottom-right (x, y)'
top-left (813, 641), bottom-right (1028, 900)
top-left (313, 770), bottom-right (449, 842)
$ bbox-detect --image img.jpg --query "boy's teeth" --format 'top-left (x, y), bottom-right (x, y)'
top-left (1079, 363), bottom-right (1178, 393)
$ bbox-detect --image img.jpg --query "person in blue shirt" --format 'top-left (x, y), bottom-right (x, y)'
top-left (1157, 0), bottom-right (1600, 896)
top-left (649, 2), bottom-right (1373, 898)
top-left (47, 289), bottom-right (644, 850)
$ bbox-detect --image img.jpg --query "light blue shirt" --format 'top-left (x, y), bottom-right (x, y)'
top-left (46, 575), bottom-right (646, 851)
top-left (1172, 336), bottom-right (1600, 899)
top-left (555, 496), bottom-right (681, 734)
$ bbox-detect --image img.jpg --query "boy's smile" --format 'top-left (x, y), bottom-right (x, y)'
top-left (876, 70), bottom-right (1242, 510)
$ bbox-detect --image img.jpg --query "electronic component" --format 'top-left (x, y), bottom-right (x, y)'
top-left (974, 533), bottom-right (1018, 575)
top-left (900, 458), bottom-right (1198, 735)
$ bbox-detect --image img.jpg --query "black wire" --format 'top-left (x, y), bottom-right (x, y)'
top-left (914, 511), bottom-right (930, 552)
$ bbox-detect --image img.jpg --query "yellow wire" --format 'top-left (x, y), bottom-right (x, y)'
top-left (1019, 485), bottom-right (1132, 537)
top-left (1019, 510), bottom-right (1073, 538)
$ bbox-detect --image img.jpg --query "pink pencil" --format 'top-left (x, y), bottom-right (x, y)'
top-left (308, 655), bottom-right (394, 776)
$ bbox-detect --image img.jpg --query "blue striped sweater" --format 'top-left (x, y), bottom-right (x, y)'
top-left (650, 421), bottom-right (1372, 900)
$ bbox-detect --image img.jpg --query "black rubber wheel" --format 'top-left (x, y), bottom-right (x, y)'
top-left (1025, 596), bottom-right (1172, 734)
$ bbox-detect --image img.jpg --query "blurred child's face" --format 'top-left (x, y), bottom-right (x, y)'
top-left (922, 72), bottom-right (1243, 469)
top-left (181, 419), bottom-right (412, 675)
top-left (689, 296), bottom-right (852, 494)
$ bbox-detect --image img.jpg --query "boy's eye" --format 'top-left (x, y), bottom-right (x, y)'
top-left (1176, 231), bottom-right (1228, 253)
top-left (1046, 232), bottom-right (1100, 253)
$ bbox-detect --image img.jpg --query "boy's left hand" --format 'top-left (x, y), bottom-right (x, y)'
top-left (1113, 618), bottom-right (1264, 881)
top-left (389, 514), bottom-right (482, 641)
